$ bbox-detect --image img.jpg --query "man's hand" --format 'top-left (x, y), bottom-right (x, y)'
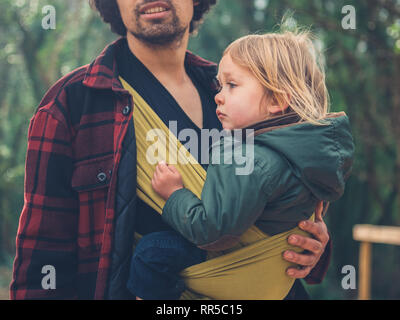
top-left (151, 161), bottom-right (184, 203)
top-left (283, 201), bottom-right (329, 278)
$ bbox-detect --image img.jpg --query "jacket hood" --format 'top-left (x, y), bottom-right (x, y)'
top-left (253, 112), bottom-right (354, 202)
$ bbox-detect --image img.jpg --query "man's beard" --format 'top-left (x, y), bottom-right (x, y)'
top-left (130, 1), bottom-right (188, 47)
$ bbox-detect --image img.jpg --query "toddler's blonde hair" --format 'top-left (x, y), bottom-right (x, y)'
top-left (223, 30), bottom-right (329, 124)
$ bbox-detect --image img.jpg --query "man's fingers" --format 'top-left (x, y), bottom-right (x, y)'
top-left (315, 201), bottom-right (324, 222)
top-left (288, 235), bottom-right (323, 255)
top-left (283, 250), bottom-right (315, 267)
top-left (299, 220), bottom-right (329, 245)
top-left (286, 266), bottom-right (312, 279)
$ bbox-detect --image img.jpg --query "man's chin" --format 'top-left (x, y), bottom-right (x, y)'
top-left (130, 27), bottom-right (187, 46)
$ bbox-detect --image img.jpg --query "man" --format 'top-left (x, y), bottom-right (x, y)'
top-left (10, 0), bottom-right (330, 299)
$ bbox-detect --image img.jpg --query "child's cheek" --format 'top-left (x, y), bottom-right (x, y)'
top-left (223, 123), bottom-right (233, 130)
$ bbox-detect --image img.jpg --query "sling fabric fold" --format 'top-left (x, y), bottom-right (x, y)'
top-left (121, 77), bottom-right (309, 300)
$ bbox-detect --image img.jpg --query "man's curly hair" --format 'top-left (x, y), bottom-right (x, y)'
top-left (89, 0), bottom-right (217, 36)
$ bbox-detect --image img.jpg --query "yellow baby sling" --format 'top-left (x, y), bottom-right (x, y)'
top-left (120, 77), bottom-right (311, 300)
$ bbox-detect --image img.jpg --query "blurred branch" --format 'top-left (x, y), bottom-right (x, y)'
top-left (76, 12), bottom-right (98, 66)
top-left (13, 8), bottom-right (47, 102)
top-left (371, 0), bottom-right (400, 17)
top-left (48, 1), bottom-right (86, 81)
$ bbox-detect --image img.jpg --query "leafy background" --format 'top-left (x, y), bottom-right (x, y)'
top-left (0, 0), bottom-right (399, 299)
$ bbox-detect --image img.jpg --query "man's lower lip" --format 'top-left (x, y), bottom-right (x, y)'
top-left (141, 10), bottom-right (171, 20)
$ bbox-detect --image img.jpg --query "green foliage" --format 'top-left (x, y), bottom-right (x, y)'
top-left (0, 0), bottom-right (399, 299)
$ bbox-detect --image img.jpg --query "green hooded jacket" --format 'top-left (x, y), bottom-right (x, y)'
top-left (162, 112), bottom-right (355, 250)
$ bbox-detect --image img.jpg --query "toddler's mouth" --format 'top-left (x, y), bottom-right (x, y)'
top-left (216, 110), bottom-right (227, 119)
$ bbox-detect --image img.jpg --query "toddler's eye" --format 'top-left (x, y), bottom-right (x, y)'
top-left (227, 82), bottom-right (237, 88)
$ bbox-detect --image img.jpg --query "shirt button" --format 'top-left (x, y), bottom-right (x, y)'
top-left (122, 105), bottom-right (131, 116)
top-left (97, 172), bottom-right (107, 182)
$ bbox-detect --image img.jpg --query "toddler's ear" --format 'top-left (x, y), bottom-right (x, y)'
top-left (268, 94), bottom-right (291, 115)
top-left (268, 103), bottom-right (290, 115)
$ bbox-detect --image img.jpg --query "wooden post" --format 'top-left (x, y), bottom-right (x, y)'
top-left (358, 241), bottom-right (371, 300)
top-left (353, 224), bottom-right (400, 300)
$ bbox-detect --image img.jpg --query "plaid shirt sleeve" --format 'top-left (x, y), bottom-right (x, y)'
top-left (10, 107), bottom-right (79, 299)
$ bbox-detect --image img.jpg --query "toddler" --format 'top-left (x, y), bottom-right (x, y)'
top-left (127, 31), bottom-right (354, 300)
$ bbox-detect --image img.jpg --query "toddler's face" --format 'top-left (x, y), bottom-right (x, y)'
top-left (215, 54), bottom-right (268, 130)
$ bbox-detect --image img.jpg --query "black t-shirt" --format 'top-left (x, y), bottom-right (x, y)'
top-left (116, 39), bottom-right (222, 235)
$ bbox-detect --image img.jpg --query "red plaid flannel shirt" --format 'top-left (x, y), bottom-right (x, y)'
top-left (10, 38), bottom-right (331, 300)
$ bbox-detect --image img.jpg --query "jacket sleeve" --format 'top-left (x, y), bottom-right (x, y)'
top-left (162, 161), bottom-right (268, 251)
top-left (10, 110), bottom-right (79, 299)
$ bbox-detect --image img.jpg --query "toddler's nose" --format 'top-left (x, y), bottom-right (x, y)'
top-left (214, 91), bottom-right (224, 106)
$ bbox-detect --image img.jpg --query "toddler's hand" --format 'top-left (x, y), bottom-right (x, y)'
top-left (151, 161), bottom-right (184, 202)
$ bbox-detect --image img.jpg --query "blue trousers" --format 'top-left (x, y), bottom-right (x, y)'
top-left (127, 231), bottom-right (207, 300)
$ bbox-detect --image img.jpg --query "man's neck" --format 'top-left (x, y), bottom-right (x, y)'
top-left (126, 32), bottom-right (190, 85)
